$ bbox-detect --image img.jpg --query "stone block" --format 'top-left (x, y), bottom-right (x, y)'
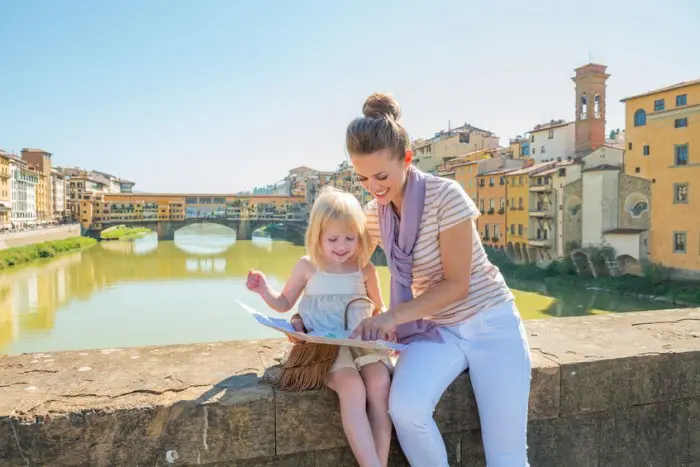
top-left (528, 352), bottom-right (560, 420)
top-left (461, 429), bottom-right (486, 467)
top-left (435, 373), bottom-right (479, 433)
top-left (527, 414), bottom-right (600, 467)
top-left (275, 389), bottom-right (345, 455)
top-left (314, 440), bottom-right (409, 467)
top-left (598, 398), bottom-right (697, 467)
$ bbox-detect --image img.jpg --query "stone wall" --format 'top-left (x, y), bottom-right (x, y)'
top-left (619, 173), bottom-right (652, 230)
top-left (562, 179), bottom-right (583, 251)
top-left (0, 224), bottom-right (81, 250)
top-left (1, 308), bottom-right (699, 466)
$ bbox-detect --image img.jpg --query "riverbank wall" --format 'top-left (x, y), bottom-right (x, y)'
top-left (0, 225), bottom-right (81, 250)
top-left (1, 308), bottom-right (698, 466)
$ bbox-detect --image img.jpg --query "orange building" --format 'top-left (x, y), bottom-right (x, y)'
top-left (475, 168), bottom-right (513, 249)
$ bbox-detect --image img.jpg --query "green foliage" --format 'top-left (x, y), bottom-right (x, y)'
top-left (100, 225), bottom-right (152, 241)
top-left (0, 237), bottom-right (97, 271)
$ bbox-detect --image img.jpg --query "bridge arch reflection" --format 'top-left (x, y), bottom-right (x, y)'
top-left (173, 223), bottom-right (237, 256)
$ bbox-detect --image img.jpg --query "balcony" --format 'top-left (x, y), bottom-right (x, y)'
top-left (529, 204), bottom-right (553, 218)
top-left (528, 237), bottom-right (552, 247)
top-left (529, 184), bottom-right (553, 193)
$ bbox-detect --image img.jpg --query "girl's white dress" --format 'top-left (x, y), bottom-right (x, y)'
top-left (297, 268), bottom-right (392, 373)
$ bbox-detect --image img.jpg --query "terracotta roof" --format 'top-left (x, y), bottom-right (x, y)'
top-left (620, 78), bottom-right (700, 102)
top-left (530, 120), bottom-right (573, 132)
top-left (21, 148), bottom-right (52, 154)
top-left (507, 161), bottom-right (556, 176)
top-left (582, 164), bottom-right (621, 173)
top-left (603, 228), bottom-right (647, 234)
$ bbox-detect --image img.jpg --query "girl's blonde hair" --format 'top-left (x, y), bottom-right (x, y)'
top-left (305, 187), bottom-right (371, 269)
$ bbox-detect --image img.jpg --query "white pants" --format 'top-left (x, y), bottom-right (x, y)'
top-left (388, 300), bottom-right (531, 467)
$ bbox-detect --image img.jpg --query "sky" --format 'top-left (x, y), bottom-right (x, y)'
top-left (1, 0), bottom-right (699, 193)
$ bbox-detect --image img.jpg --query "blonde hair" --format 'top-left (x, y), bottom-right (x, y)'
top-left (305, 187), bottom-right (371, 270)
top-left (346, 92), bottom-right (410, 158)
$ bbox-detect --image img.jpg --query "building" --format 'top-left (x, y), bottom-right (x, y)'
top-left (0, 151), bottom-right (11, 227)
top-left (413, 123), bottom-right (500, 173)
top-left (120, 180), bottom-right (135, 193)
top-left (51, 169), bottom-right (67, 220)
top-left (509, 136), bottom-right (531, 160)
top-left (572, 64), bottom-right (610, 157)
top-left (21, 149), bottom-right (53, 221)
top-left (8, 155), bottom-right (39, 227)
top-left (476, 168), bottom-right (514, 249)
top-left (621, 78), bottom-right (700, 278)
top-left (504, 161), bottom-right (556, 262)
top-left (80, 193), bottom-right (307, 231)
top-left (528, 120), bottom-right (575, 162)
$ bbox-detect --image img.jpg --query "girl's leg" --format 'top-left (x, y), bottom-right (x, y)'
top-left (360, 361), bottom-right (392, 466)
top-left (388, 331), bottom-right (467, 467)
top-left (461, 301), bottom-right (531, 467)
top-left (327, 367), bottom-right (382, 467)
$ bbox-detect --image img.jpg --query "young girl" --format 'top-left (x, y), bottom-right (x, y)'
top-left (246, 187), bottom-right (392, 467)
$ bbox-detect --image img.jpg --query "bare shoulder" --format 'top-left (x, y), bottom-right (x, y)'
top-left (361, 261), bottom-right (377, 278)
top-left (294, 256), bottom-right (316, 278)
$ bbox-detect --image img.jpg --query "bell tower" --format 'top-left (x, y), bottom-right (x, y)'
top-left (572, 63), bottom-right (610, 156)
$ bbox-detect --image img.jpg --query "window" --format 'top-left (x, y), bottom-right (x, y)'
top-left (674, 184), bottom-right (688, 203)
top-left (643, 145), bottom-right (650, 156)
top-left (558, 168), bottom-right (566, 177)
top-left (675, 118), bottom-right (688, 128)
top-left (594, 93), bottom-right (601, 118)
top-left (654, 99), bottom-right (665, 111)
top-left (518, 224), bottom-right (523, 235)
top-left (635, 167), bottom-right (641, 173)
top-left (629, 142), bottom-right (633, 150)
top-left (511, 224), bottom-right (515, 234)
top-left (673, 232), bottom-right (686, 253)
top-left (580, 93), bottom-right (588, 119)
top-left (489, 178), bottom-right (495, 186)
top-left (484, 224), bottom-right (490, 238)
top-left (519, 176), bottom-right (524, 185)
top-left (489, 199), bottom-right (495, 210)
top-left (548, 129), bottom-right (554, 139)
top-left (634, 109), bottom-right (646, 127)
top-left (494, 225), bottom-right (500, 239)
top-left (518, 197), bottom-right (523, 208)
top-left (541, 145), bottom-right (546, 153)
top-left (675, 144), bottom-right (689, 166)
top-left (676, 94), bottom-right (687, 107)
top-left (500, 198), bottom-right (506, 210)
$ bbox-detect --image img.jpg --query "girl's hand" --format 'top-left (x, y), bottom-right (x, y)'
top-left (246, 270), bottom-right (268, 295)
top-left (350, 311), bottom-right (397, 342)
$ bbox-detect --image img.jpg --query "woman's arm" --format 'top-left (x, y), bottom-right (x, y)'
top-left (257, 257), bottom-right (311, 313)
top-left (362, 262), bottom-right (386, 312)
top-left (387, 219), bottom-right (473, 326)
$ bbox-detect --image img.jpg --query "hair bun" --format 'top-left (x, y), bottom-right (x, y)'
top-left (362, 92), bottom-right (401, 121)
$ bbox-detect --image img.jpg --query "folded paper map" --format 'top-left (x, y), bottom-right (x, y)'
top-left (237, 301), bottom-right (407, 352)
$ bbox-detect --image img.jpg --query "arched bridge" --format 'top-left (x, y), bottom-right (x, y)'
top-left (92, 217), bottom-right (307, 241)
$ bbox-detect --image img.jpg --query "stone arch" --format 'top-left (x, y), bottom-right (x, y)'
top-left (571, 249), bottom-right (594, 277)
top-left (624, 192), bottom-right (650, 219)
top-left (617, 254), bottom-right (642, 276)
top-left (513, 243), bottom-right (524, 263)
top-left (580, 93), bottom-right (588, 120)
top-left (506, 242), bottom-right (516, 261)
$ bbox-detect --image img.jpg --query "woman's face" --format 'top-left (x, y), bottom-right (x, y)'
top-left (350, 149), bottom-right (410, 206)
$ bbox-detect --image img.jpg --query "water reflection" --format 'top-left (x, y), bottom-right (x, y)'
top-left (101, 231), bottom-right (159, 256)
top-left (174, 223), bottom-right (237, 256)
top-left (0, 228), bottom-right (666, 355)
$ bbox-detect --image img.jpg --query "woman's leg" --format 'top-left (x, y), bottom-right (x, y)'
top-left (388, 331), bottom-right (467, 467)
top-left (360, 361), bottom-right (392, 466)
top-left (327, 367), bottom-right (383, 467)
top-left (461, 301), bottom-right (532, 467)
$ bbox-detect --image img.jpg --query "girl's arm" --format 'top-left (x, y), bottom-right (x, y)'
top-left (362, 262), bottom-right (386, 313)
top-left (258, 257), bottom-right (312, 313)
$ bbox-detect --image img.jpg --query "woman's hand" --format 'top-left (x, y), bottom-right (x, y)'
top-left (350, 311), bottom-right (397, 342)
top-left (286, 314), bottom-right (308, 344)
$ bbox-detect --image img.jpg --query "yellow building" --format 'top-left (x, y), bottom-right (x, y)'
top-left (475, 168), bottom-right (514, 250)
top-left (622, 78), bottom-right (700, 278)
top-left (0, 150), bottom-right (11, 226)
top-left (21, 149), bottom-right (53, 221)
top-left (504, 162), bottom-right (541, 260)
top-left (35, 172), bottom-right (49, 221)
top-left (413, 124), bottom-right (501, 173)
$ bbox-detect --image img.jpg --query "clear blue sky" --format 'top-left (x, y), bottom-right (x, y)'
top-left (1, 0), bottom-right (698, 193)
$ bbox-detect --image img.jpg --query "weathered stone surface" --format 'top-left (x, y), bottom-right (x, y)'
top-left (0, 309), bottom-right (698, 466)
top-left (313, 441), bottom-right (409, 467)
top-left (528, 308), bottom-right (700, 415)
top-left (527, 414), bottom-right (600, 466)
top-left (598, 398), bottom-right (697, 467)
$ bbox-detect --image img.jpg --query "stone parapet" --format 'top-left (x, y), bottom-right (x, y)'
top-left (1, 308), bottom-right (699, 466)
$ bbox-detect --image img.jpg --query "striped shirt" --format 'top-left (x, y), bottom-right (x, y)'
top-left (365, 175), bottom-right (514, 326)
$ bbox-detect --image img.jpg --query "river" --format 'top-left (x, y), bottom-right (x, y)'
top-left (0, 223), bottom-right (665, 355)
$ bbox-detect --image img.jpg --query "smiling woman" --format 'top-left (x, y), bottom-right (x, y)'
top-left (345, 92), bottom-right (532, 467)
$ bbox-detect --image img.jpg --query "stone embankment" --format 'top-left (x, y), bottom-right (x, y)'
top-left (0, 224), bottom-right (81, 250)
top-left (1, 308), bottom-right (698, 466)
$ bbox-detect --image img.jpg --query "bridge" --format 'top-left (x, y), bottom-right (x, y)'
top-left (80, 192), bottom-right (309, 240)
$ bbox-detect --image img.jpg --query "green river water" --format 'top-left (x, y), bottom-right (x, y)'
top-left (0, 224), bottom-right (665, 355)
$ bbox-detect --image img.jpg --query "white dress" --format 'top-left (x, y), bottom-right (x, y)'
top-left (297, 269), bottom-right (392, 373)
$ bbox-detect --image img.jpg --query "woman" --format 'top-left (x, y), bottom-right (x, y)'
top-left (346, 93), bottom-right (532, 467)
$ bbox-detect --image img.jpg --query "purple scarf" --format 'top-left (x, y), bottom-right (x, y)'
top-left (379, 166), bottom-right (442, 344)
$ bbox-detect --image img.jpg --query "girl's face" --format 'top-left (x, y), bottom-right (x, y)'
top-left (350, 148), bottom-right (410, 207)
top-left (321, 221), bottom-right (359, 265)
